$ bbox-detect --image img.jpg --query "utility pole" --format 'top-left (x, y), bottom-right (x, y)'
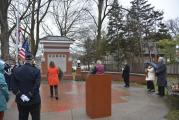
top-left (15, 0), bottom-right (20, 65)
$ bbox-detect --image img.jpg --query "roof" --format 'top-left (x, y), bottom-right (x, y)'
top-left (40, 35), bottom-right (74, 44)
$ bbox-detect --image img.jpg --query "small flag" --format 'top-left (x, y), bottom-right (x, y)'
top-left (18, 39), bottom-right (30, 60)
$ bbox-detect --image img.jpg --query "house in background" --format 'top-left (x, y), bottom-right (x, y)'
top-left (143, 42), bottom-right (164, 63)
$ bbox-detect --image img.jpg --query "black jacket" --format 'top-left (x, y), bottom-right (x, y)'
top-left (156, 63), bottom-right (167, 86)
top-left (122, 64), bottom-right (130, 79)
top-left (12, 63), bottom-right (41, 106)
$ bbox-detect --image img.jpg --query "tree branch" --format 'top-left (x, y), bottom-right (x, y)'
top-left (39, 0), bottom-right (52, 23)
top-left (83, 8), bottom-right (97, 27)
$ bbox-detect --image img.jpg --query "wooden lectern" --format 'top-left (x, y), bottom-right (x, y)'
top-left (86, 74), bottom-right (112, 118)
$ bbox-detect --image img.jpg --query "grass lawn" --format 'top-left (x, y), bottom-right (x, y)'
top-left (165, 95), bottom-right (179, 120)
top-left (165, 76), bottom-right (179, 120)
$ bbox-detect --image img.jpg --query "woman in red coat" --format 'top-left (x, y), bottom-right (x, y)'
top-left (47, 61), bottom-right (60, 100)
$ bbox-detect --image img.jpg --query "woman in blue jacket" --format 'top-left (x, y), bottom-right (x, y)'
top-left (0, 60), bottom-right (9, 120)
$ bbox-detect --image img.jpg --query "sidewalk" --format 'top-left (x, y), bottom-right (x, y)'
top-left (4, 81), bottom-right (168, 120)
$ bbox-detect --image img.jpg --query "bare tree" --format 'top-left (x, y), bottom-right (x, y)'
top-left (18, 0), bottom-right (52, 56)
top-left (0, 0), bottom-right (11, 59)
top-left (166, 18), bottom-right (179, 36)
top-left (50, 0), bottom-right (90, 38)
top-left (41, 23), bottom-right (53, 35)
top-left (33, 0), bottom-right (52, 56)
top-left (0, 0), bottom-right (32, 60)
top-left (85, 0), bottom-right (111, 58)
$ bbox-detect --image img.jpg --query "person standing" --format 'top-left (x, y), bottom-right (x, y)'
top-left (90, 62), bottom-right (96, 74)
top-left (12, 53), bottom-right (41, 120)
top-left (122, 62), bottom-right (130, 88)
top-left (156, 57), bottom-right (167, 97)
top-left (4, 62), bottom-right (12, 90)
top-left (58, 67), bottom-right (63, 82)
top-left (47, 61), bottom-right (60, 100)
top-left (0, 60), bottom-right (9, 120)
top-left (95, 60), bottom-right (104, 74)
top-left (32, 59), bottom-right (36, 67)
top-left (145, 64), bottom-right (155, 93)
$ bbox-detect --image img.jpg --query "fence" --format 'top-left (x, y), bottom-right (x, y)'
top-left (167, 63), bottom-right (179, 75)
top-left (103, 63), bottom-right (179, 75)
top-left (104, 63), bottom-right (145, 73)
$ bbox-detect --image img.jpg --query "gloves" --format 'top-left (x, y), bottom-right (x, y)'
top-left (20, 94), bottom-right (30, 102)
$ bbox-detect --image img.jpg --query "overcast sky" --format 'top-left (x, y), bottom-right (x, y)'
top-left (120, 0), bottom-right (179, 20)
top-left (43, 0), bottom-right (179, 37)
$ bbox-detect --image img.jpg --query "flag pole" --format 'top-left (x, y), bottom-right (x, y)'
top-left (16, 0), bottom-right (20, 65)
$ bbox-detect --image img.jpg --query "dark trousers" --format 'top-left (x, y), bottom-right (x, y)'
top-left (5, 77), bottom-right (12, 91)
top-left (0, 112), bottom-right (4, 120)
top-left (147, 81), bottom-right (155, 91)
top-left (158, 86), bottom-right (165, 96)
top-left (17, 103), bottom-right (41, 120)
top-left (8, 79), bottom-right (12, 90)
top-left (50, 85), bottom-right (58, 97)
top-left (124, 77), bottom-right (129, 87)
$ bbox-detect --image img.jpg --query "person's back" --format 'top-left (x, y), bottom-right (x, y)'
top-left (12, 53), bottom-right (41, 120)
top-left (48, 67), bottom-right (59, 85)
top-left (47, 61), bottom-right (59, 100)
top-left (12, 62), bottom-right (41, 105)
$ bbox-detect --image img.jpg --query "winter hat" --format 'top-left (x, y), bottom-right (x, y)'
top-left (25, 53), bottom-right (33, 60)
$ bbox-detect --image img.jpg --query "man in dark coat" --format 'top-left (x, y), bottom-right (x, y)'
top-left (156, 57), bottom-right (167, 97)
top-left (12, 53), bottom-right (41, 120)
top-left (122, 62), bottom-right (130, 88)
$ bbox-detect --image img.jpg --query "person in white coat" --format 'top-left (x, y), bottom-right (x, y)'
top-left (145, 64), bottom-right (155, 92)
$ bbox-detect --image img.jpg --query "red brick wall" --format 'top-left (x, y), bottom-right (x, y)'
top-left (41, 52), bottom-right (73, 80)
top-left (41, 66), bottom-right (146, 83)
top-left (81, 71), bottom-right (146, 84)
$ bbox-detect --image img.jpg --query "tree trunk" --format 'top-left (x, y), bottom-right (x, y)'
top-left (34, 0), bottom-right (41, 57)
top-left (96, 0), bottom-right (104, 58)
top-left (1, 20), bottom-right (9, 60)
top-left (30, 0), bottom-right (36, 56)
top-left (0, 0), bottom-right (9, 60)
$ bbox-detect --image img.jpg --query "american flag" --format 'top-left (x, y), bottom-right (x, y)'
top-left (18, 39), bottom-right (30, 60)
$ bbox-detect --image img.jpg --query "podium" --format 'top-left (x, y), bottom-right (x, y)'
top-left (86, 74), bottom-right (112, 118)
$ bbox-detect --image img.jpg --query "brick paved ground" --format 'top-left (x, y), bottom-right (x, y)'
top-left (4, 81), bottom-right (168, 120)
